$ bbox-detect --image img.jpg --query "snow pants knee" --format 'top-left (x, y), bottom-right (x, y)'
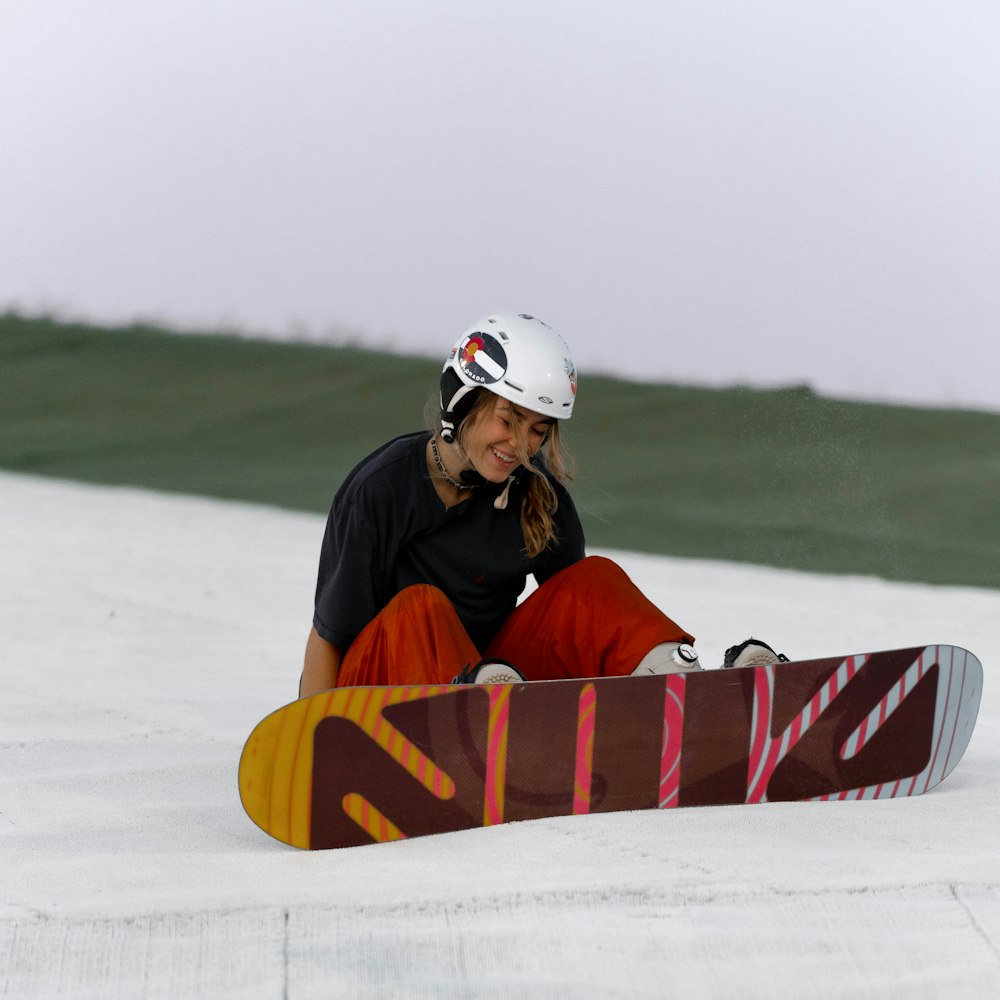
top-left (336, 555), bottom-right (693, 687)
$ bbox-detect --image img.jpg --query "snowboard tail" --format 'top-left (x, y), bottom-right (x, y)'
top-left (239, 645), bottom-right (982, 850)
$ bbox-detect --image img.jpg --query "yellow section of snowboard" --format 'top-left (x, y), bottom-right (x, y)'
top-left (239, 685), bottom-right (456, 849)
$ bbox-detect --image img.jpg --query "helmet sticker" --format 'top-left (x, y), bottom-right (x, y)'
top-left (565, 358), bottom-right (577, 395)
top-left (458, 332), bottom-right (508, 385)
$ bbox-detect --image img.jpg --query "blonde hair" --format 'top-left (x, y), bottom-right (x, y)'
top-left (432, 390), bottom-right (573, 558)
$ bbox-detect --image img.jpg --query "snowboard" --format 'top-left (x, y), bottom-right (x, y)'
top-left (239, 645), bottom-right (982, 850)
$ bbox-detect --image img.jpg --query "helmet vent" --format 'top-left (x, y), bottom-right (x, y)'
top-left (503, 379), bottom-right (525, 395)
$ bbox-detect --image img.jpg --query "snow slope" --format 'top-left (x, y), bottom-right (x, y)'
top-left (2, 471), bottom-right (998, 998)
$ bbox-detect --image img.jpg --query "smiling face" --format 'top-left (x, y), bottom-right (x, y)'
top-left (460, 393), bottom-right (554, 483)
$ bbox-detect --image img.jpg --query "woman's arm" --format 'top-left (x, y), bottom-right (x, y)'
top-left (300, 626), bottom-right (343, 698)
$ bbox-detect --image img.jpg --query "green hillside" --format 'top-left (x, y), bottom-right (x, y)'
top-left (3, 313), bottom-right (998, 588)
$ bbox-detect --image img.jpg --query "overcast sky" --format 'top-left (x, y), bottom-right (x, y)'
top-left (3, 1), bottom-right (999, 409)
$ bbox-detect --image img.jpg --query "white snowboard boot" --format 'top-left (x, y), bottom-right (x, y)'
top-left (631, 642), bottom-right (702, 676)
top-left (722, 638), bottom-right (789, 669)
top-left (451, 659), bottom-right (526, 684)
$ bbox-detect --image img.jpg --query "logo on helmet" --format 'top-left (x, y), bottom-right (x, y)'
top-left (458, 332), bottom-right (507, 385)
top-left (565, 358), bottom-right (577, 396)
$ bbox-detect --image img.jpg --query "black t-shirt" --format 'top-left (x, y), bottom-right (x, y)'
top-left (313, 431), bottom-right (586, 652)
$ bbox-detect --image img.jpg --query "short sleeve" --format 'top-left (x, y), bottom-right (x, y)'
top-left (531, 483), bottom-right (586, 585)
top-left (312, 491), bottom-right (385, 649)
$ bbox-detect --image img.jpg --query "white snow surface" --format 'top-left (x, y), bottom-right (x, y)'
top-left (2, 470), bottom-right (998, 998)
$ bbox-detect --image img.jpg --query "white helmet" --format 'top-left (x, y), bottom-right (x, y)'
top-left (439, 314), bottom-right (577, 442)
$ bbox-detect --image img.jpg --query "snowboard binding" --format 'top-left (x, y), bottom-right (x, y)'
top-left (451, 658), bottom-right (526, 685)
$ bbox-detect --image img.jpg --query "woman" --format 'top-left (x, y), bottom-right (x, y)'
top-left (300, 313), bottom-right (783, 697)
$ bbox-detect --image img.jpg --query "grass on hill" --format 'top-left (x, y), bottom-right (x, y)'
top-left (2, 312), bottom-right (998, 589)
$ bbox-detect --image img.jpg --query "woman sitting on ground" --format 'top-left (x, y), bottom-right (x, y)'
top-left (300, 313), bottom-right (783, 697)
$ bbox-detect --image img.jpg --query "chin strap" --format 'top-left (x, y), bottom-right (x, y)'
top-left (433, 428), bottom-right (520, 510)
top-left (439, 371), bottom-right (477, 444)
top-left (494, 475), bottom-right (516, 510)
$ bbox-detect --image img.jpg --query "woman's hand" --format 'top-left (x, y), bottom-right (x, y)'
top-left (300, 627), bottom-right (343, 698)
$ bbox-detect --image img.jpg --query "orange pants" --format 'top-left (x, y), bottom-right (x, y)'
top-left (337, 555), bottom-right (694, 687)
